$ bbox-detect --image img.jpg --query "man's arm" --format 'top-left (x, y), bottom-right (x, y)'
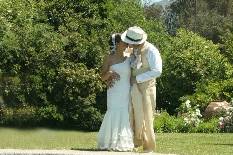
top-left (136, 47), bottom-right (162, 83)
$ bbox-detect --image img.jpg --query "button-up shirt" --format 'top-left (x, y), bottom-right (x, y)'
top-left (136, 42), bottom-right (162, 83)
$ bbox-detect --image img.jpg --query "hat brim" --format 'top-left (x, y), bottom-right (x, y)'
top-left (121, 30), bottom-right (147, 45)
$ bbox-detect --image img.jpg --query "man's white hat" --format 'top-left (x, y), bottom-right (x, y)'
top-left (121, 26), bottom-right (147, 45)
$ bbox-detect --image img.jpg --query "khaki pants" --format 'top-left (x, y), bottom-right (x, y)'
top-left (130, 79), bottom-right (156, 151)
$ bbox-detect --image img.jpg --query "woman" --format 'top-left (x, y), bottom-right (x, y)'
top-left (97, 33), bottom-right (134, 151)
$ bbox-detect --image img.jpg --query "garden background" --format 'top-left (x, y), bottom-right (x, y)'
top-left (0, 0), bottom-right (233, 133)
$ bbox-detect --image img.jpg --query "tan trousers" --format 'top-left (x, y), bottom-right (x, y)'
top-left (130, 79), bottom-right (156, 151)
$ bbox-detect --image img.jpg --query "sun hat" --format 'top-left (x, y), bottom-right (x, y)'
top-left (121, 26), bottom-right (147, 45)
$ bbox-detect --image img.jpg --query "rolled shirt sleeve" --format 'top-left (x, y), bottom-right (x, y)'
top-left (136, 45), bottom-right (162, 83)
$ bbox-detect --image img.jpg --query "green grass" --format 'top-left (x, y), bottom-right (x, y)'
top-left (0, 127), bottom-right (97, 150)
top-left (156, 133), bottom-right (233, 155)
top-left (0, 127), bottom-right (233, 155)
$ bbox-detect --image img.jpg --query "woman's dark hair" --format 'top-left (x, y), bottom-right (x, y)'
top-left (109, 33), bottom-right (121, 54)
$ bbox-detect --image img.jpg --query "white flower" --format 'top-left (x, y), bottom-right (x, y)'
top-left (191, 117), bottom-right (196, 121)
top-left (225, 116), bottom-right (231, 122)
top-left (185, 100), bottom-right (191, 109)
top-left (219, 117), bottom-right (224, 122)
top-left (195, 109), bottom-right (202, 117)
top-left (228, 107), bottom-right (233, 111)
top-left (191, 113), bottom-right (196, 117)
top-left (195, 119), bottom-right (201, 125)
top-left (184, 117), bottom-right (190, 124)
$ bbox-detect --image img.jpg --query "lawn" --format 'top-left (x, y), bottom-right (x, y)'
top-left (156, 133), bottom-right (233, 155)
top-left (0, 127), bottom-right (233, 155)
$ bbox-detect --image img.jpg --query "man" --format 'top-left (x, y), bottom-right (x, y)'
top-left (121, 26), bottom-right (162, 152)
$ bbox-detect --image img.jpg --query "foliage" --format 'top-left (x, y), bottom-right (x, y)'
top-left (222, 32), bottom-right (233, 64)
top-left (169, 0), bottom-right (233, 43)
top-left (159, 29), bottom-right (233, 114)
top-left (144, 3), bottom-right (164, 20)
top-left (0, 0), bottom-right (109, 129)
top-left (181, 78), bottom-right (233, 111)
top-left (194, 118), bottom-right (220, 133)
top-left (105, 0), bottom-right (145, 32)
top-left (154, 112), bottom-right (185, 133)
top-left (0, 0), bottom-right (153, 129)
top-left (154, 111), bottom-right (220, 133)
top-left (36, 105), bottom-right (64, 125)
top-left (0, 106), bottom-right (38, 126)
top-left (50, 62), bottom-right (104, 130)
top-left (0, 0), bottom-right (232, 131)
top-left (219, 101), bottom-right (233, 133)
top-left (145, 0), bottom-right (233, 113)
top-left (179, 100), bottom-right (202, 127)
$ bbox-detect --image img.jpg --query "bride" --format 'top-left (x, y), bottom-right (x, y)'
top-left (97, 33), bottom-right (134, 151)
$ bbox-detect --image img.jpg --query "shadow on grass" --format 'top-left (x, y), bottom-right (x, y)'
top-left (213, 143), bottom-right (233, 146)
top-left (203, 143), bottom-right (233, 147)
top-left (71, 148), bottom-right (139, 153)
top-left (71, 148), bottom-right (106, 151)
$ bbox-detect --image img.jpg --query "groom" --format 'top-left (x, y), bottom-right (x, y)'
top-left (121, 26), bottom-right (162, 152)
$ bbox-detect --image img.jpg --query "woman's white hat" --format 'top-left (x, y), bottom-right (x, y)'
top-left (121, 26), bottom-right (147, 45)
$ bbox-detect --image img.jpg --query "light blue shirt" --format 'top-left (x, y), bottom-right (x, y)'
top-left (136, 42), bottom-right (162, 83)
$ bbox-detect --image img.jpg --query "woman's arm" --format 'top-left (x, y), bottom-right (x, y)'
top-left (100, 55), bottom-right (112, 81)
top-left (100, 55), bottom-right (120, 88)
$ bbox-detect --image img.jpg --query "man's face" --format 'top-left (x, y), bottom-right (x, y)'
top-left (129, 43), bottom-right (144, 50)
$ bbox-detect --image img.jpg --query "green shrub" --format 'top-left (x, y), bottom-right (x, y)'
top-left (36, 105), bottom-right (63, 126)
top-left (0, 0), bottom-right (151, 129)
top-left (1, 0), bottom-right (231, 131)
top-left (160, 29), bottom-right (233, 114)
top-left (181, 78), bottom-right (233, 111)
top-left (154, 112), bottom-right (221, 133)
top-left (195, 118), bottom-right (220, 133)
top-left (154, 112), bottom-right (185, 133)
top-left (0, 106), bottom-right (38, 126)
top-left (0, 0), bottom-right (109, 129)
top-left (49, 62), bottom-right (104, 130)
top-left (222, 32), bottom-right (233, 64)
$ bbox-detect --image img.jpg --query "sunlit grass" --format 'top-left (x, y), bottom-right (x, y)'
top-left (0, 127), bottom-right (97, 150)
top-left (156, 133), bottom-right (233, 155)
top-left (0, 127), bottom-right (233, 155)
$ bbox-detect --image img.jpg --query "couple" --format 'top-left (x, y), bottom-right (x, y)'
top-left (97, 26), bottom-right (162, 152)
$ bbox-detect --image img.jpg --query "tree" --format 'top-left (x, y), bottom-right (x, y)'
top-left (0, 0), bottom-right (151, 129)
top-left (158, 29), bottom-right (233, 114)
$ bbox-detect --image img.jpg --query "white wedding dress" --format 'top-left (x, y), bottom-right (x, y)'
top-left (97, 58), bottom-right (134, 151)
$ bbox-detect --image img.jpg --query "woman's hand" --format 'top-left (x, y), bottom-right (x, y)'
top-left (106, 78), bottom-right (115, 88)
top-left (106, 71), bottom-right (120, 88)
top-left (110, 71), bottom-right (120, 81)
